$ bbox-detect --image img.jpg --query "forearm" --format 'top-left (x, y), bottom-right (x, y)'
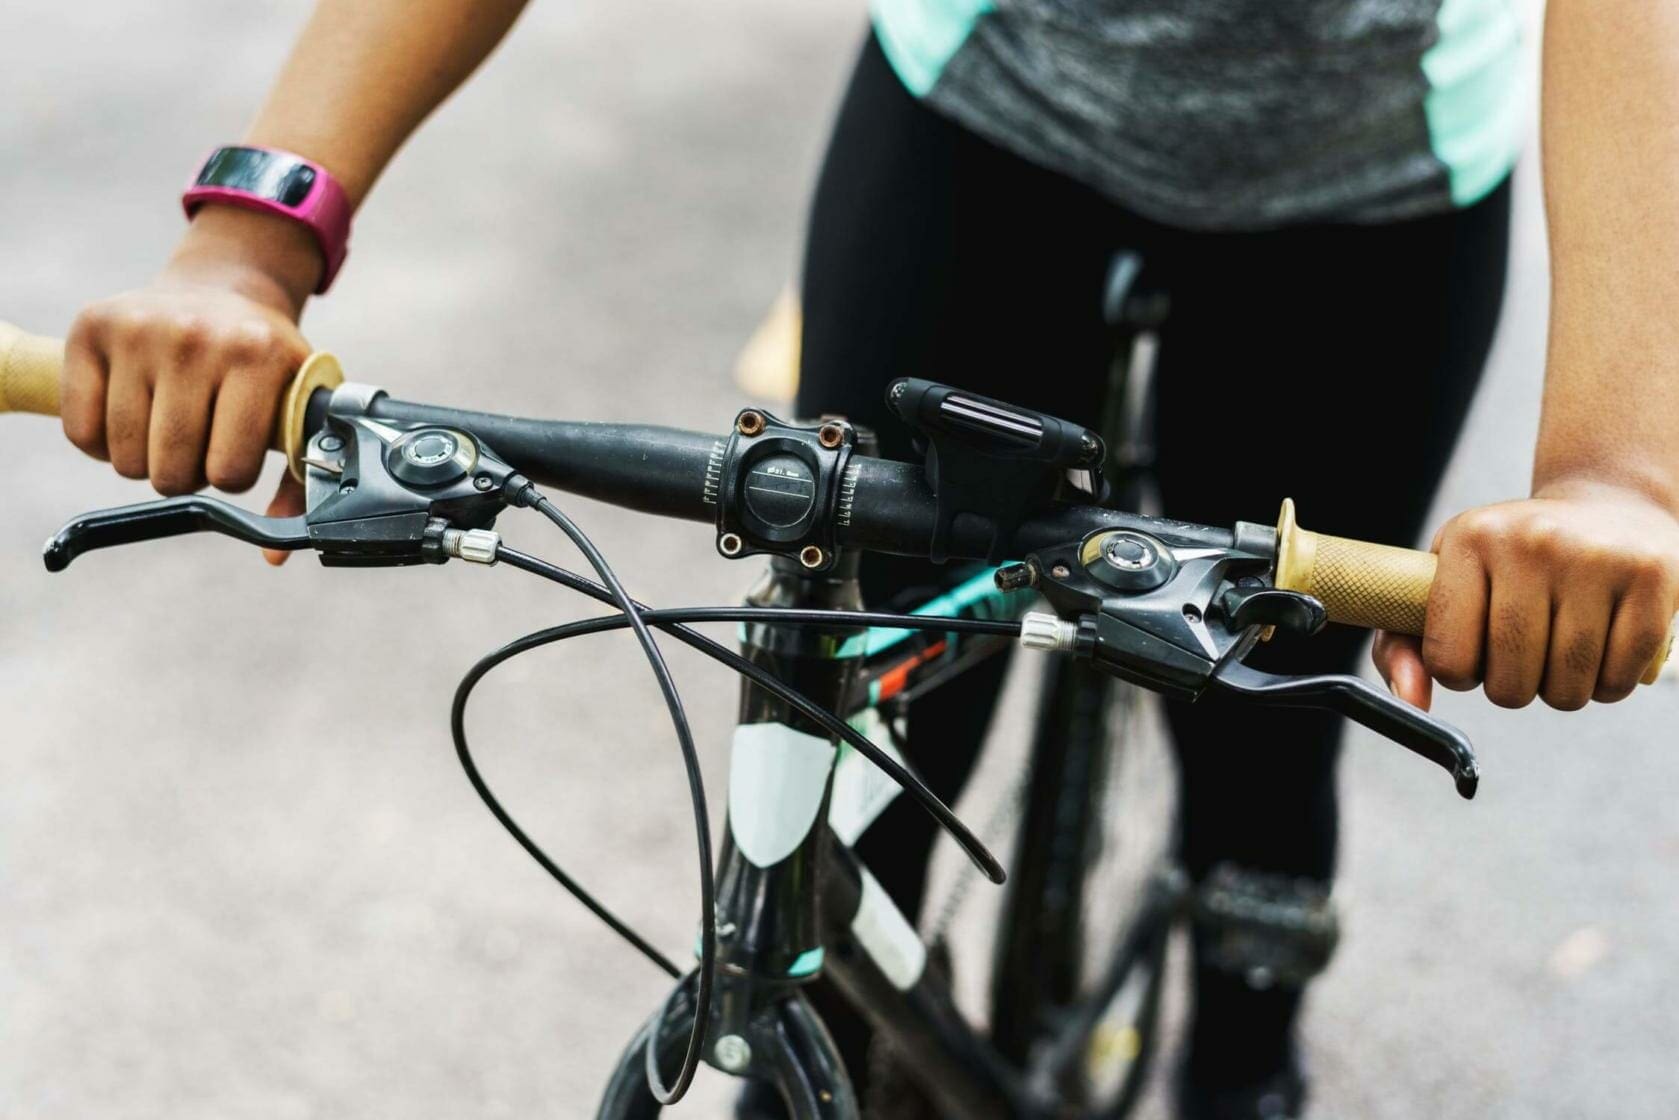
top-left (1536, 0), bottom-right (1679, 514)
top-left (175, 0), bottom-right (531, 309)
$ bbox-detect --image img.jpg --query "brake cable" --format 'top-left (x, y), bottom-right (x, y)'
top-left (491, 545), bottom-right (1014, 879)
top-left (454, 486), bottom-right (1015, 1104)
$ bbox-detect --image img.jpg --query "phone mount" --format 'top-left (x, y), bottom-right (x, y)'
top-left (42, 414), bottom-right (519, 571)
top-left (886, 378), bottom-right (1107, 564)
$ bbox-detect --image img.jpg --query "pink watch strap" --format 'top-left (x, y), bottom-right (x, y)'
top-left (182, 146), bottom-right (352, 294)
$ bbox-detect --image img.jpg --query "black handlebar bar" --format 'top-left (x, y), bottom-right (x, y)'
top-left (362, 396), bottom-right (1237, 562)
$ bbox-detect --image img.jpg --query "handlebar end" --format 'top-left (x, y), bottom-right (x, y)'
top-left (42, 534), bottom-right (71, 572)
top-left (1454, 760), bottom-right (1479, 801)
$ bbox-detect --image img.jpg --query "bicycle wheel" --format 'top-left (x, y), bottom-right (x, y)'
top-left (988, 654), bottom-right (1180, 1117)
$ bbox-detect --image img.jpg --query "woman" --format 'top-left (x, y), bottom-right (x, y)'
top-left (57, 3), bottom-right (1679, 1117)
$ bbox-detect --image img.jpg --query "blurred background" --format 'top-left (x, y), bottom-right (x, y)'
top-left (3, 1), bottom-right (1677, 1117)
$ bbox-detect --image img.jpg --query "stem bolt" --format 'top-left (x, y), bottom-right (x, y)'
top-left (817, 422), bottom-right (846, 449)
top-left (737, 410), bottom-right (766, 437)
top-left (719, 532), bottom-right (744, 557)
top-left (799, 544), bottom-right (825, 569)
top-left (714, 1034), bottom-right (752, 1073)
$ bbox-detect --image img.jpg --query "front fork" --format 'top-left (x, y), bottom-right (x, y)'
top-left (597, 555), bottom-right (869, 1119)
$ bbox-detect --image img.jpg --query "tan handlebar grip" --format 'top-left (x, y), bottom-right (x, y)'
top-left (1275, 498), bottom-right (1673, 686)
top-left (0, 322), bottom-right (65, 417)
top-left (0, 321), bottom-right (344, 482)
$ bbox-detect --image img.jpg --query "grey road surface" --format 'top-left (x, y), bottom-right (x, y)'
top-left (3, 2), bottom-right (1676, 1118)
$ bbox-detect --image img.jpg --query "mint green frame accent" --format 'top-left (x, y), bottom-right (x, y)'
top-left (837, 566), bottom-right (1024, 660)
top-left (1422, 0), bottom-right (1526, 206)
top-left (870, 0), bottom-right (995, 97)
top-left (788, 947), bottom-right (827, 977)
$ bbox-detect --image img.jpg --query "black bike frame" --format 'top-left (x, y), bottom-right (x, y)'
top-left (596, 552), bottom-right (1186, 1119)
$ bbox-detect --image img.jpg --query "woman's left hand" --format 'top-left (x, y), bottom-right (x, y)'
top-left (1373, 481), bottom-right (1679, 711)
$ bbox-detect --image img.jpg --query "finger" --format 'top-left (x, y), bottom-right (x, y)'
top-left (105, 362), bottom-right (153, 481)
top-left (1422, 528), bottom-right (1489, 691)
top-left (60, 320), bottom-right (110, 459)
top-left (1539, 592), bottom-right (1612, 711)
top-left (205, 370), bottom-right (282, 493)
top-left (1597, 589), bottom-right (1675, 702)
top-left (1373, 631), bottom-right (1433, 710)
top-left (262, 472), bottom-right (305, 566)
top-left (148, 370), bottom-right (215, 496)
top-left (1481, 568), bottom-right (1551, 709)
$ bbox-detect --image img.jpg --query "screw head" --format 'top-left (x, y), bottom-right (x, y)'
top-left (1051, 563), bottom-right (1071, 580)
top-left (473, 473), bottom-right (494, 491)
top-left (714, 1034), bottom-right (752, 1073)
top-left (994, 562), bottom-right (1036, 591)
top-left (737, 411), bottom-right (766, 437)
top-left (818, 422), bottom-right (845, 449)
top-left (719, 533), bottom-right (744, 557)
top-left (799, 545), bottom-right (824, 569)
top-left (317, 434), bottom-right (345, 453)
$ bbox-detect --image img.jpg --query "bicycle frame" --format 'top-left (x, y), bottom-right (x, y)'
top-left (596, 556), bottom-right (1187, 1119)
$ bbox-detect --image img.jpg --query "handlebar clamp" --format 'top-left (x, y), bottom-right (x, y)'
top-left (714, 409), bottom-right (856, 572)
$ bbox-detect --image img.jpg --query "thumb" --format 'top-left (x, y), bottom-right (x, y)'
top-left (1372, 630), bottom-right (1433, 710)
top-left (262, 471), bottom-right (306, 566)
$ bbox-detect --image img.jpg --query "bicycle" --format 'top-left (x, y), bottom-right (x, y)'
top-left (2, 318), bottom-right (1669, 1118)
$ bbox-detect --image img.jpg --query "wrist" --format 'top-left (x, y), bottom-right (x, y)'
top-left (168, 205), bottom-right (323, 319)
top-left (1531, 471), bottom-right (1679, 520)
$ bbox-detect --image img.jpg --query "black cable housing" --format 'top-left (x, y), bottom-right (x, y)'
top-left (524, 489), bottom-right (713, 1105)
top-left (448, 497), bottom-right (1020, 1105)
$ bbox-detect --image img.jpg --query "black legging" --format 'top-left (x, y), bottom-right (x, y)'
top-left (795, 32), bottom-right (1509, 1092)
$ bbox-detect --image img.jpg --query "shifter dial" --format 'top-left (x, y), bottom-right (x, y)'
top-left (387, 427), bottom-right (477, 487)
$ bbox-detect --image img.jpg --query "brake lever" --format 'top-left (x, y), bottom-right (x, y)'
top-left (1022, 523), bottom-right (1479, 799)
top-left (43, 497), bottom-right (308, 571)
top-left (1211, 660), bottom-right (1479, 800)
top-left (44, 413), bottom-right (518, 571)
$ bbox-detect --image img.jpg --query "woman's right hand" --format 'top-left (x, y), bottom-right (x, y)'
top-left (61, 205), bottom-right (324, 563)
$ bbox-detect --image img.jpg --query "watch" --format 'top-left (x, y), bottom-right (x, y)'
top-left (182, 145), bottom-right (352, 294)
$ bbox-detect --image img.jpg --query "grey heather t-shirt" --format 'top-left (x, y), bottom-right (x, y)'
top-left (870, 0), bottom-right (1527, 230)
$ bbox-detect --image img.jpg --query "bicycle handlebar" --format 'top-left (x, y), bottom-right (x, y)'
top-left (1, 320), bottom-right (341, 482)
top-left (4, 324), bottom-right (1672, 682)
top-left (364, 396), bottom-right (1237, 560)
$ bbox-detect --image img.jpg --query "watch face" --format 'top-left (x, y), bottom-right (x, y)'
top-left (195, 147), bottom-right (316, 207)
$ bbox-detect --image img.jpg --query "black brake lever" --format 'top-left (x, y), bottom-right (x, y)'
top-left (43, 414), bottom-right (520, 572)
top-left (1211, 660), bottom-right (1479, 799)
top-left (43, 497), bottom-right (308, 571)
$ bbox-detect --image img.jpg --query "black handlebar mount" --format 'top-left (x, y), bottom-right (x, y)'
top-left (886, 377), bottom-right (1107, 564)
top-left (712, 408), bottom-right (858, 572)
